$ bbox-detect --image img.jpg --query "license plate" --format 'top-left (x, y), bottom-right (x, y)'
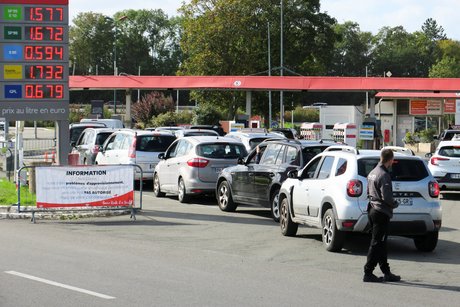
top-left (451, 174), bottom-right (460, 179)
top-left (395, 198), bottom-right (412, 206)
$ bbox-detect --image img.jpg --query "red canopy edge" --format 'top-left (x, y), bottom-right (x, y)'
top-left (69, 75), bottom-right (460, 92)
top-left (376, 92), bottom-right (460, 99)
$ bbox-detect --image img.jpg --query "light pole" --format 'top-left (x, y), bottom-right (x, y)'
top-left (112, 15), bottom-right (127, 114)
top-left (280, 0), bottom-right (284, 128)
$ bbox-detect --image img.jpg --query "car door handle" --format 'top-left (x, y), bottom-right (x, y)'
top-left (269, 173), bottom-right (275, 177)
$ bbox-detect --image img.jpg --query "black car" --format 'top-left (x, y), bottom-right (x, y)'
top-left (216, 139), bottom-right (335, 221)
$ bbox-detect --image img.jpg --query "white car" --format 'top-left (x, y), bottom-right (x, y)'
top-left (279, 145), bottom-right (441, 252)
top-left (428, 140), bottom-right (460, 190)
top-left (95, 130), bottom-right (176, 181)
top-left (225, 130), bottom-right (285, 152)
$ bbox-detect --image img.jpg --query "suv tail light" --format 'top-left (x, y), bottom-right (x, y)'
top-left (128, 137), bottom-right (137, 158)
top-left (347, 179), bottom-right (363, 197)
top-left (430, 157), bottom-right (449, 165)
top-left (187, 158), bottom-right (209, 168)
top-left (429, 181), bottom-right (440, 198)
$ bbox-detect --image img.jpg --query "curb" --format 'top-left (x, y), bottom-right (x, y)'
top-left (0, 205), bottom-right (131, 220)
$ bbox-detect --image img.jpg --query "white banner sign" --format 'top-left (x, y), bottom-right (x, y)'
top-left (36, 165), bottom-right (134, 208)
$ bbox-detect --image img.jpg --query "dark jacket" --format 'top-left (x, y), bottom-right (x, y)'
top-left (367, 162), bottom-right (398, 218)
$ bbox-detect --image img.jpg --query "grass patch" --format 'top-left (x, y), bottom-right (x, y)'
top-left (0, 179), bottom-right (36, 206)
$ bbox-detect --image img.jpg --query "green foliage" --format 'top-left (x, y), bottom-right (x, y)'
top-left (0, 179), bottom-right (36, 206)
top-left (417, 128), bottom-right (436, 143)
top-left (151, 111), bottom-right (193, 127)
top-left (403, 132), bottom-right (417, 145)
top-left (68, 105), bottom-right (112, 124)
top-left (192, 103), bottom-right (223, 125)
top-left (284, 106), bottom-right (319, 123)
top-left (131, 92), bottom-right (175, 126)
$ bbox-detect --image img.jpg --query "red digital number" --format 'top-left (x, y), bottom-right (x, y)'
top-left (26, 26), bottom-right (63, 41)
top-left (25, 84), bottom-right (64, 99)
top-left (26, 7), bottom-right (64, 22)
top-left (24, 46), bottom-right (64, 60)
top-left (26, 65), bottom-right (64, 80)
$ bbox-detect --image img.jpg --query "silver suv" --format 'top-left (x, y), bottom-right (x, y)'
top-left (279, 145), bottom-right (441, 252)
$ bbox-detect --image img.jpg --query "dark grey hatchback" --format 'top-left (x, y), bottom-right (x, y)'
top-left (216, 139), bottom-right (335, 221)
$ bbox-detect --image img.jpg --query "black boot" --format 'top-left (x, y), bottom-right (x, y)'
top-left (383, 272), bottom-right (401, 282)
top-left (363, 273), bottom-right (383, 283)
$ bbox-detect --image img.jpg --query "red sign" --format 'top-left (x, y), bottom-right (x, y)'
top-left (444, 99), bottom-right (456, 114)
top-left (410, 100), bottom-right (427, 115)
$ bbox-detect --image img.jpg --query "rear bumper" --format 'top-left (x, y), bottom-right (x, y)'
top-left (338, 213), bottom-right (440, 235)
top-left (434, 176), bottom-right (460, 190)
top-left (185, 177), bottom-right (217, 194)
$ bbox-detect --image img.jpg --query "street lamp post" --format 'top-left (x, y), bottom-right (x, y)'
top-left (112, 15), bottom-right (127, 114)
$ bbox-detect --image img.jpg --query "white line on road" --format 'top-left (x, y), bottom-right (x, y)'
top-left (5, 271), bottom-right (115, 300)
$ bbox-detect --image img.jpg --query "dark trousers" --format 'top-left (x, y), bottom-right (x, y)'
top-left (364, 207), bottom-right (391, 275)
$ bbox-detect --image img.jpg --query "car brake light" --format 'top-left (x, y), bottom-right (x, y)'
top-left (128, 138), bottom-right (137, 158)
top-left (187, 158), bottom-right (209, 168)
top-left (429, 181), bottom-right (440, 198)
top-left (347, 179), bottom-right (362, 197)
top-left (430, 157), bottom-right (449, 165)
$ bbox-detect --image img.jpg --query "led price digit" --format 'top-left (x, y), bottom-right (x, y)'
top-left (25, 65), bottom-right (64, 80)
top-left (25, 7), bottom-right (64, 22)
top-left (24, 46), bottom-right (64, 60)
top-left (25, 84), bottom-right (64, 99)
top-left (25, 26), bottom-right (64, 41)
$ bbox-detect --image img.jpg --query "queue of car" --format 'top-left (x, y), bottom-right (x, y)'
top-left (68, 124), bottom-right (448, 254)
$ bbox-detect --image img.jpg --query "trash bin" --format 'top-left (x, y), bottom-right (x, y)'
top-left (28, 161), bottom-right (53, 194)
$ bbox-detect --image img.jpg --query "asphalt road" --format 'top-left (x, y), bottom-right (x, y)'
top-left (1, 190), bottom-right (460, 306)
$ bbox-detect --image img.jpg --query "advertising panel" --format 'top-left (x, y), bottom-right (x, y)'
top-left (36, 165), bottom-right (134, 208)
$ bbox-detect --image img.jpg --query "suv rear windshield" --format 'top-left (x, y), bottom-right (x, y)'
top-left (249, 137), bottom-right (270, 150)
top-left (358, 158), bottom-right (429, 181)
top-left (136, 135), bottom-right (176, 152)
top-left (438, 145), bottom-right (460, 157)
top-left (197, 143), bottom-right (247, 159)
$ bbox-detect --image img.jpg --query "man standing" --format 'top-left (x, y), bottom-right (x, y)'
top-left (363, 148), bottom-right (401, 283)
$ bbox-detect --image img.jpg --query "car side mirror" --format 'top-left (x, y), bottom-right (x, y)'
top-left (70, 141), bottom-right (76, 148)
top-left (158, 152), bottom-right (165, 160)
top-left (425, 152), bottom-right (433, 158)
top-left (433, 135), bottom-right (439, 140)
top-left (237, 157), bottom-right (245, 165)
top-left (287, 169), bottom-right (298, 178)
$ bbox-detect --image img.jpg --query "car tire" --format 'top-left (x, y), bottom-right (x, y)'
top-left (414, 231), bottom-right (438, 252)
top-left (178, 178), bottom-right (189, 203)
top-left (153, 174), bottom-right (165, 197)
top-left (322, 209), bottom-right (344, 252)
top-left (217, 180), bottom-right (237, 212)
top-left (270, 187), bottom-right (281, 222)
top-left (280, 197), bottom-right (298, 236)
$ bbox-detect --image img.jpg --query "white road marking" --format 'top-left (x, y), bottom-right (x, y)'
top-left (5, 271), bottom-right (115, 300)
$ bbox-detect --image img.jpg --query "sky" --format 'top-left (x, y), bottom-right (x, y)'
top-left (70, 0), bottom-right (460, 40)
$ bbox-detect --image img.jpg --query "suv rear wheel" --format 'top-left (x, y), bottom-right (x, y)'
top-left (280, 197), bottom-right (298, 236)
top-left (178, 178), bottom-right (189, 203)
top-left (270, 187), bottom-right (281, 222)
top-left (322, 209), bottom-right (344, 252)
top-left (217, 180), bottom-right (238, 212)
top-left (414, 231), bottom-right (438, 252)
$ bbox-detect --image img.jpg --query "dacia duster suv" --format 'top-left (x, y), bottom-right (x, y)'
top-left (279, 146), bottom-right (441, 252)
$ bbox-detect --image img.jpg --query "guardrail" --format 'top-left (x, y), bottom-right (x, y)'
top-left (16, 164), bottom-right (144, 223)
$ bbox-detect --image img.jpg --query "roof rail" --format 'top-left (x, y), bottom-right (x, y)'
top-left (382, 146), bottom-right (415, 156)
top-left (238, 128), bottom-right (267, 133)
top-left (262, 137), bottom-right (300, 144)
top-left (324, 145), bottom-right (359, 155)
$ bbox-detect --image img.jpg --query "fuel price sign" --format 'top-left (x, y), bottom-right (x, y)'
top-left (0, 0), bottom-right (69, 120)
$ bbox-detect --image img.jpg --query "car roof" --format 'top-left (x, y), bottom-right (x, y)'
top-left (111, 129), bottom-right (176, 136)
top-left (85, 128), bottom-right (117, 133)
top-left (227, 131), bottom-right (284, 138)
top-left (182, 136), bottom-right (243, 144)
top-left (437, 140), bottom-right (460, 147)
top-left (70, 122), bottom-right (106, 128)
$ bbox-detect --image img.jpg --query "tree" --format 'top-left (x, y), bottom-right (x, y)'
top-left (192, 103), bottom-right (223, 125)
top-left (422, 18), bottom-right (447, 41)
top-left (178, 0), bottom-right (337, 118)
top-left (328, 22), bottom-right (372, 76)
top-left (131, 92), bottom-right (175, 126)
